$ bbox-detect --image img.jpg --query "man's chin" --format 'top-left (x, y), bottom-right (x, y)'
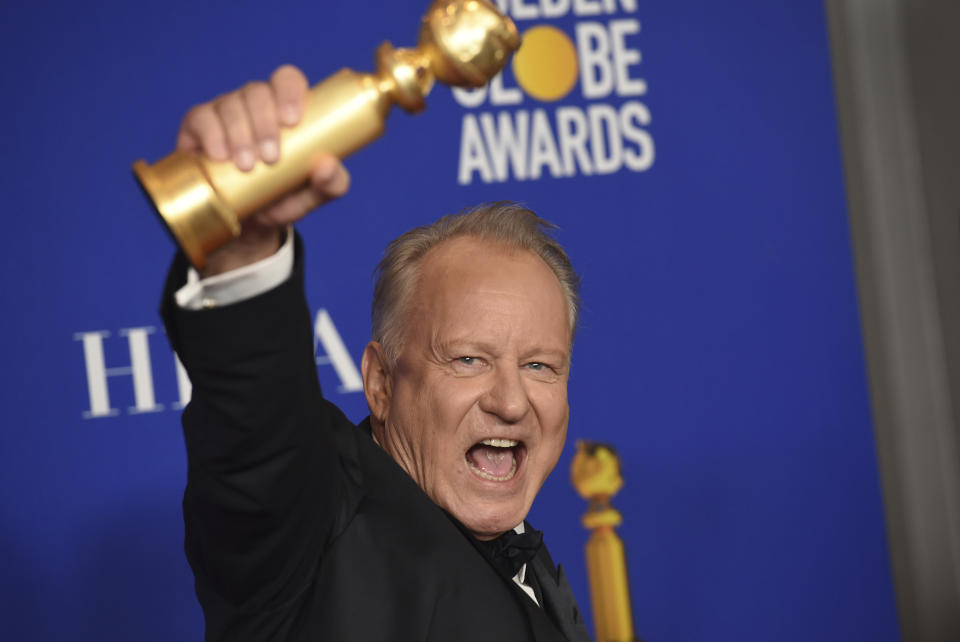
top-left (452, 504), bottom-right (528, 541)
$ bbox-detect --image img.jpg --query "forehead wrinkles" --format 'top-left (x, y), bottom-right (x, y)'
top-left (451, 266), bottom-right (568, 352)
top-left (399, 237), bottom-right (570, 357)
top-left (420, 280), bottom-right (518, 360)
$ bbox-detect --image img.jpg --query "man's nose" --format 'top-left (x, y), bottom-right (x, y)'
top-left (479, 365), bottom-right (531, 423)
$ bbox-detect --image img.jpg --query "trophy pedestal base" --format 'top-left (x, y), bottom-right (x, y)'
top-left (134, 152), bottom-right (241, 270)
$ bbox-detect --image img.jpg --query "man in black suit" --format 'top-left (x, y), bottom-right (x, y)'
top-left (164, 64), bottom-right (591, 642)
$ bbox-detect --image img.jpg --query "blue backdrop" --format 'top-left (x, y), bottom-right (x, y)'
top-left (0, 1), bottom-right (901, 640)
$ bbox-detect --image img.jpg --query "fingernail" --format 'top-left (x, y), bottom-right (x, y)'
top-left (260, 139), bottom-right (279, 163)
top-left (280, 103), bottom-right (299, 126)
top-left (235, 148), bottom-right (255, 171)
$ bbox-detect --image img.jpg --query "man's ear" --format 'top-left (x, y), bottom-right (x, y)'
top-left (361, 341), bottom-right (393, 424)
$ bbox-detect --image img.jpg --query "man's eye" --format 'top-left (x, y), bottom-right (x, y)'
top-left (458, 356), bottom-right (478, 366)
top-left (526, 362), bottom-right (555, 373)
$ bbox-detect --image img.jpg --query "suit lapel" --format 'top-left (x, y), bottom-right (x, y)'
top-left (529, 545), bottom-right (593, 642)
top-left (511, 576), bottom-right (572, 642)
top-left (442, 512), bottom-right (574, 641)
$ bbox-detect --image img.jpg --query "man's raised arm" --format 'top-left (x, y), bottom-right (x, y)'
top-left (160, 64), bottom-right (354, 636)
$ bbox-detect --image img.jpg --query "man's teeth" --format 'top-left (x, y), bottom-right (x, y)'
top-left (480, 438), bottom-right (518, 448)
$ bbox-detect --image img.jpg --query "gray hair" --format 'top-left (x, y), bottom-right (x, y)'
top-left (371, 202), bottom-right (581, 365)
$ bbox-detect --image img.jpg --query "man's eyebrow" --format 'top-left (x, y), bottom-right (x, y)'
top-left (436, 338), bottom-right (500, 355)
top-left (439, 338), bottom-right (570, 362)
top-left (526, 348), bottom-right (569, 360)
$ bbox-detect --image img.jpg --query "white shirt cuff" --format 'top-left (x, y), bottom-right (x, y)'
top-left (174, 227), bottom-right (295, 310)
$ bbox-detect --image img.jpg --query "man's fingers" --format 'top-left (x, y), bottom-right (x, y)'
top-left (215, 93), bottom-right (256, 171)
top-left (176, 65), bottom-right (308, 171)
top-left (178, 104), bottom-right (228, 160)
top-left (252, 157), bottom-right (351, 227)
top-left (310, 155), bottom-right (351, 200)
top-left (175, 64), bottom-right (335, 228)
top-left (175, 128), bottom-right (199, 153)
top-left (270, 64), bottom-right (309, 127)
top-left (171, 64), bottom-right (341, 272)
top-left (242, 82), bottom-right (280, 164)
top-left (252, 187), bottom-right (321, 226)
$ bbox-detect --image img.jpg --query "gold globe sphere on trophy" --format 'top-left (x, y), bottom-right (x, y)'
top-left (133, 0), bottom-right (520, 269)
top-left (572, 441), bottom-right (640, 642)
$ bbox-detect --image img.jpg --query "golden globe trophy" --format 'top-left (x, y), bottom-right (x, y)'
top-left (132, 0), bottom-right (520, 270)
top-left (571, 441), bottom-right (639, 642)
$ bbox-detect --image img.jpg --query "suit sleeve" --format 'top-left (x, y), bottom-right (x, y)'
top-left (161, 234), bottom-right (348, 620)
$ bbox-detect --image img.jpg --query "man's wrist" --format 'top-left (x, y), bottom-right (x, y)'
top-left (201, 224), bottom-right (283, 278)
top-left (175, 227), bottom-right (295, 310)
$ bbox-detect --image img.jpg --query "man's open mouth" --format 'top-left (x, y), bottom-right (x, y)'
top-left (466, 438), bottom-right (526, 482)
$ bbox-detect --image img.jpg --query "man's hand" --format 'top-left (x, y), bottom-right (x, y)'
top-left (176, 64), bottom-right (351, 276)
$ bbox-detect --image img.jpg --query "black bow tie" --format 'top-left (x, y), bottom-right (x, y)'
top-left (478, 527), bottom-right (544, 579)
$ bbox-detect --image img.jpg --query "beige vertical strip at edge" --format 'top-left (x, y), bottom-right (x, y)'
top-left (825, 1), bottom-right (960, 640)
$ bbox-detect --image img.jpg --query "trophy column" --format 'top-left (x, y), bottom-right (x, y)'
top-left (571, 441), bottom-right (639, 642)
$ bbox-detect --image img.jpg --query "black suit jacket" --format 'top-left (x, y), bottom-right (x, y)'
top-left (162, 241), bottom-right (591, 642)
